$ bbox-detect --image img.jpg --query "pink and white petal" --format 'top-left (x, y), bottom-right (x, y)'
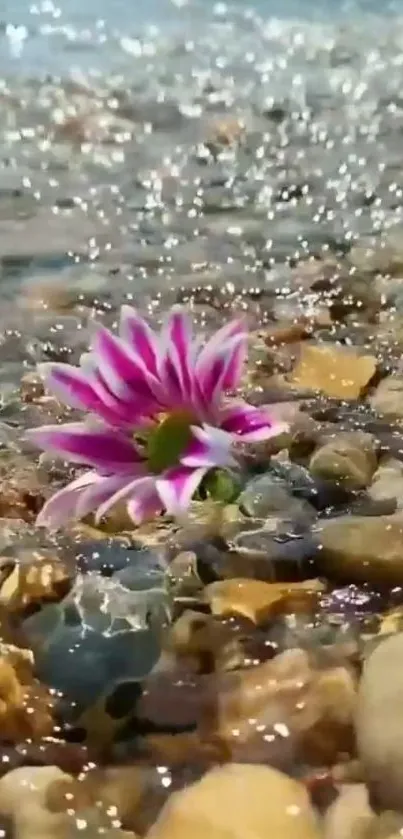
top-left (156, 465), bottom-right (208, 517)
top-left (94, 366), bottom-right (155, 427)
top-left (181, 424), bottom-right (236, 469)
top-left (235, 422), bottom-right (288, 442)
top-left (94, 475), bottom-right (156, 523)
top-left (39, 362), bottom-right (104, 413)
top-left (158, 349), bottom-right (184, 405)
top-left (36, 471), bottom-right (101, 529)
top-left (119, 305), bottom-right (159, 376)
top-left (91, 324), bottom-right (161, 404)
top-left (161, 307), bottom-right (194, 397)
top-left (77, 353), bottom-right (141, 427)
top-left (40, 360), bottom-right (129, 429)
top-left (126, 482), bottom-right (163, 524)
top-left (219, 335), bottom-right (247, 392)
top-left (76, 473), bottom-right (140, 520)
top-left (219, 401), bottom-right (288, 442)
top-left (26, 422), bottom-right (141, 472)
top-left (195, 318), bottom-right (246, 372)
top-left (196, 334), bottom-right (245, 404)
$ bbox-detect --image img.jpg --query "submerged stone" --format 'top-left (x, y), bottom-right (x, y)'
top-left (23, 572), bottom-right (171, 716)
top-left (230, 524), bottom-right (318, 581)
top-left (75, 539), bottom-right (162, 578)
top-left (239, 473), bottom-right (316, 522)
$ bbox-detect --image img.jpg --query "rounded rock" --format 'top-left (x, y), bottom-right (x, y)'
top-left (309, 432), bottom-right (377, 491)
top-left (147, 763), bottom-right (322, 839)
top-left (239, 474), bottom-right (316, 522)
top-left (0, 766), bottom-right (71, 839)
top-left (323, 784), bottom-right (374, 839)
top-left (316, 514), bottom-right (403, 585)
top-left (356, 632), bottom-right (403, 811)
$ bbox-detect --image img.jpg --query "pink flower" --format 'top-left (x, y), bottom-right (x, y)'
top-left (27, 307), bottom-right (285, 528)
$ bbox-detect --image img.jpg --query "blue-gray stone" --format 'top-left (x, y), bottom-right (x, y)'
top-left (24, 571), bottom-right (170, 716)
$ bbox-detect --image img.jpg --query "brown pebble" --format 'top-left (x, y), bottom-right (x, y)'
top-left (264, 321), bottom-right (311, 347)
top-left (204, 578), bottom-right (324, 625)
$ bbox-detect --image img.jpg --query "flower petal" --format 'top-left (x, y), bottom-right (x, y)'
top-left (219, 335), bottom-right (247, 392)
top-left (126, 482), bottom-right (163, 524)
top-left (76, 473), bottom-right (144, 520)
top-left (39, 363), bottom-right (100, 412)
top-left (162, 307), bottom-right (193, 395)
top-left (36, 471), bottom-right (101, 529)
top-left (195, 318), bottom-right (246, 376)
top-left (26, 422), bottom-right (141, 472)
top-left (219, 401), bottom-right (288, 442)
top-left (181, 424), bottom-right (236, 468)
top-left (120, 305), bottom-right (159, 376)
top-left (80, 353), bottom-right (149, 427)
top-left (197, 318), bottom-right (245, 357)
top-left (156, 465), bottom-right (207, 516)
top-left (92, 324), bottom-right (161, 404)
top-left (158, 350), bottom-right (184, 404)
top-left (94, 475), bottom-right (155, 522)
top-left (38, 361), bottom-right (128, 428)
top-left (196, 334), bottom-right (245, 404)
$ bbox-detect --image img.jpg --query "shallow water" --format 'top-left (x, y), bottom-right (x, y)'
top-left (2, 0), bottom-right (403, 300)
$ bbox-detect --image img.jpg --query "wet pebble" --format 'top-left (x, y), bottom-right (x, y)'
top-left (323, 784), bottom-right (374, 839)
top-left (147, 764), bottom-right (322, 839)
top-left (368, 457), bottom-right (403, 509)
top-left (23, 573), bottom-right (170, 717)
top-left (239, 473), bottom-right (317, 523)
top-left (230, 524), bottom-right (319, 581)
top-left (356, 633), bottom-right (403, 812)
top-left (369, 375), bottom-right (403, 420)
top-left (316, 513), bottom-right (403, 585)
top-left (204, 578), bottom-right (323, 625)
top-left (309, 431), bottom-right (378, 491)
top-left (269, 460), bottom-right (352, 511)
top-left (75, 540), bottom-right (164, 579)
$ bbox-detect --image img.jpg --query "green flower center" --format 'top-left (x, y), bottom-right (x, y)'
top-left (145, 411), bottom-right (195, 473)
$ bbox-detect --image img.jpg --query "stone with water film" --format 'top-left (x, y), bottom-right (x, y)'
top-left (23, 570), bottom-right (171, 717)
top-left (75, 538), bottom-right (161, 577)
top-left (239, 473), bottom-right (316, 522)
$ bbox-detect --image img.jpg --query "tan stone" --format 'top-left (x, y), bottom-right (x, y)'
top-left (369, 375), bottom-right (403, 419)
top-left (204, 578), bottom-right (324, 624)
top-left (0, 644), bottom-right (54, 742)
top-left (309, 432), bottom-right (377, 490)
top-left (323, 784), bottom-right (374, 839)
top-left (204, 649), bottom-right (356, 765)
top-left (147, 763), bottom-right (321, 839)
top-left (167, 610), bottom-right (230, 670)
top-left (289, 343), bottom-right (377, 399)
top-left (0, 459), bottom-right (45, 522)
top-left (368, 457), bottom-right (403, 508)
top-left (0, 766), bottom-right (71, 839)
top-left (0, 552), bottom-right (71, 612)
top-left (49, 766), bottom-right (155, 834)
top-left (264, 321), bottom-right (311, 346)
top-left (20, 372), bottom-right (45, 403)
top-left (356, 633), bottom-right (403, 811)
top-left (317, 514), bottom-right (403, 585)
top-left (3, 765), bottom-right (145, 839)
